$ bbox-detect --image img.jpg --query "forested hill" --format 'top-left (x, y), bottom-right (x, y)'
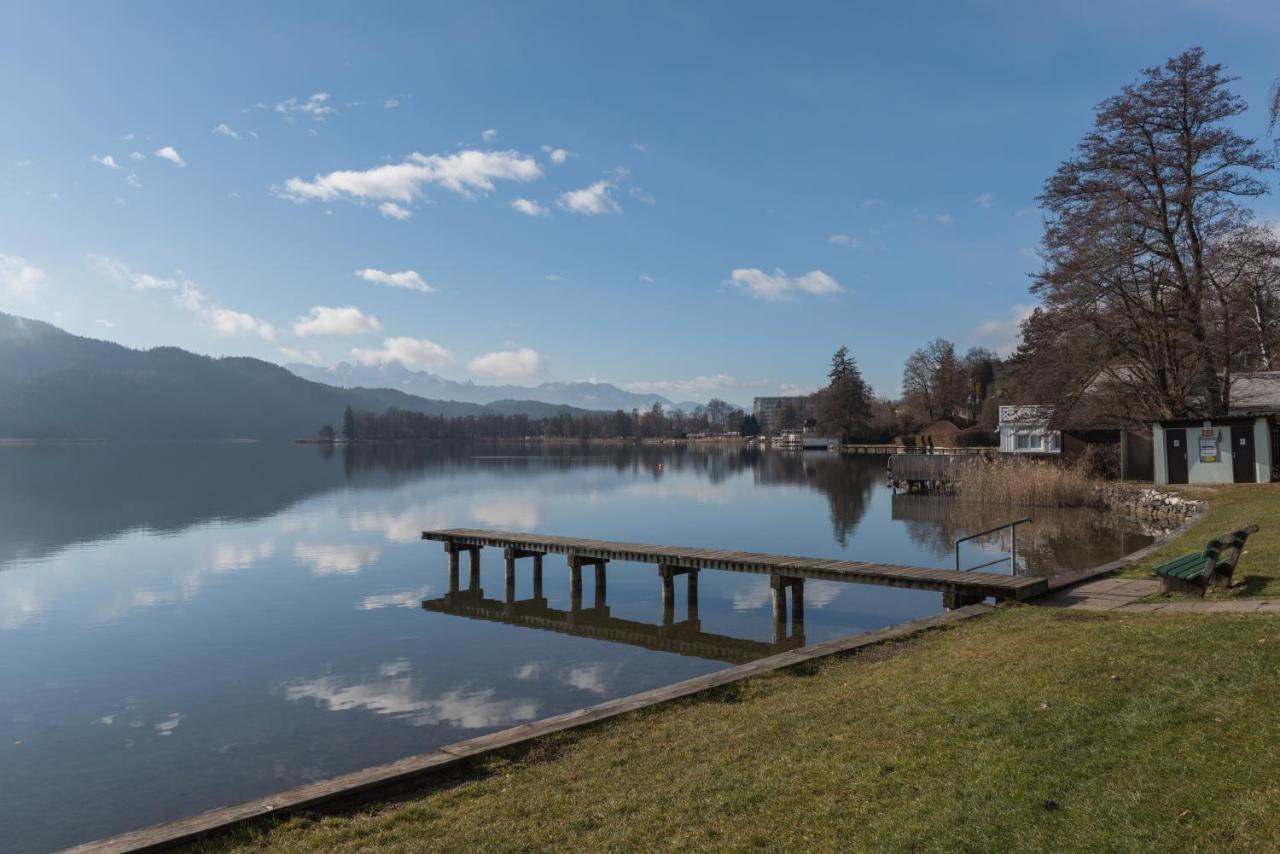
top-left (0, 313), bottom-right (595, 439)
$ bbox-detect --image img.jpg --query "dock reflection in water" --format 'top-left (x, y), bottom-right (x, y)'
top-left (423, 550), bottom-right (805, 665)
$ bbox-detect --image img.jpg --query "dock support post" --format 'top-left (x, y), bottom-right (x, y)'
top-left (942, 590), bottom-right (986, 610)
top-left (659, 564), bottom-right (676, 626)
top-left (468, 547), bottom-right (481, 592)
top-left (504, 554), bottom-right (515, 605)
top-left (569, 563), bottom-right (583, 612)
top-left (771, 576), bottom-right (787, 643)
top-left (533, 556), bottom-right (543, 599)
top-left (687, 568), bottom-right (699, 625)
top-left (447, 548), bottom-right (460, 594)
top-left (791, 577), bottom-right (804, 631)
top-left (594, 564), bottom-right (607, 610)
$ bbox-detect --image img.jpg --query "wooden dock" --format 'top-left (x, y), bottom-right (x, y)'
top-left (421, 528), bottom-right (1047, 605)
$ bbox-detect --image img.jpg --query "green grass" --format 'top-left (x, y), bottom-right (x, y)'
top-left (1120, 483), bottom-right (1280, 597)
top-left (195, 607), bottom-right (1280, 853)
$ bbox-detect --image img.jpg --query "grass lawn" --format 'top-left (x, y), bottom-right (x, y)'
top-left (196, 606), bottom-right (1280, 853)
top-left (1119, 483), bottom-right (1280, 597)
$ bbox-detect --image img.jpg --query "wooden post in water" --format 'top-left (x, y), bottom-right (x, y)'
top-left (770, 576), bottom-right (787, 644)
top-left (569, 561), bottom-right (583, 612)
top-left (791, 577), bottom-right (804, 632)
top-left (446, 546), bottom-right (460, 595)
top-left (686, 568), bottom-right (700, 627)
top-left (504, 553), bottom-right (516, 606)
top-left (659, 564), bottom-right (676, 627)
top-left (532, 555), bottom-right (544, 600)
top-left (468, 547), bottom-right (481, 592)
top-left (594, 564), bottom-right (607, 610)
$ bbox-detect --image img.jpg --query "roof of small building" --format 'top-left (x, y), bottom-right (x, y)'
top-left (998, 405), bottom-right (1053, 426)
top-left (1230, 372), bottom-right (1280, 414)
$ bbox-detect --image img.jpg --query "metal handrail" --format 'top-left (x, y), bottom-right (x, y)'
top-left (955, 517), bottom-right (1033, 573)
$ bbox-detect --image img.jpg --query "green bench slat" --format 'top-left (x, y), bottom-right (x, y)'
top-left (1154, 552), bottom-right (1209, 581)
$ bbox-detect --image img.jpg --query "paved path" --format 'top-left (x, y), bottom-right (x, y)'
top-left (1034, 577), bottom-right (1280, 613)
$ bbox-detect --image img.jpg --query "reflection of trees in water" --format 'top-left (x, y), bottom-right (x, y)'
top-left (753, 453), bottom-right (879, 547)
top-left (1, 440), bottom-right (877, 572)
top-left (890, 494), bottom-right (1155, 576)
top-left (342, 444), bottom-right (877, 546)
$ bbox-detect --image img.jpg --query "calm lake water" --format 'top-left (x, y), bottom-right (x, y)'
top-left (0, 443), bottom-right (1154, 852)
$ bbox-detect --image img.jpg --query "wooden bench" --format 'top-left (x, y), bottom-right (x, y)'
top-left (1154, 524), bottom-right (1259, 596)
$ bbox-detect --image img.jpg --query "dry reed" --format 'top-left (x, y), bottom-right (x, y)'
top-left (950, 456), bottom-right (1102, 508)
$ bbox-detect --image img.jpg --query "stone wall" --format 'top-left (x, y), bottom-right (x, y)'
top-left (1094, 484), bottom-right (1206, 526)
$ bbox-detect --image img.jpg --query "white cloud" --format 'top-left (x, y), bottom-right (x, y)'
top-left (91, 153), bottom-right (120, 170)
top-left (95, 318), bottom-right (115, 328)
top-left (13, 159), bottom-right (33, 168)
top-left (631, 141), bottom-right (647, 153)
top-left (383, 97), bottom-right (400, 109)
top-left (935, 212), bottom-right (953, 225)
top-left (0, 254), bottom-right (49, 300)
top-left (827, 233), bottom-right (862, 249)
top-left (481, 128), bottom-right (497, 142)
top-left (639, 274), bottom-right (655, 284)
top-left (277, 346), bottom-right (323, 365)
top-left (510, 197), bottom-right (549, 217)
top-left (1014, 206), bottom-right (1039, 218)
top-left (358, 588), bottom-right (434, 610)
top-left (154, 146), bottom-right (186, 167)
top-left (543, 274), bottom-right (562, 281)
top-left (468, 347), bottom-right (542, 379)
top-left (293, 305), bottom-right (382, 337)
top-left (727, 268), bottom-right (843, 301)
top-left (559, 179), bottom-right (620, 215)
top-left (129, 151), bottom-right (146, 161)
top-left (275, 92), bottom-right (335, 119)
top-left (355, 268), bottom-right (433, 293)
top-left (292, 543), bottom-right (380, 575)
top-left (975, 192), bottom-right (994, 208)
top-left (378, 201), bottom-right (412, 220)
top-left (778, 383), bottom-right (817, 396)
top-left (90, 255), bottom-right (274, 340)
top-left (972, 303), bottom-right (1036, 356)
top-left (861, 198), bottom-right (882, 209)
top-left (351, 336), bottom-right (456, 370)
top-left (277, 149), bottom-right (542, 213)
top-left (282, 672), bottom-right (539, 729)
top-left (126, 173), bottom-right (142, 187)
top-left (629, 187), bottom-right (655, 205)
top-left (212, 123), bottom-right (243, 141)
top-left (469, 496), bottom-right (540, 529)
top-left (541, 145), bottom-right (569, 164)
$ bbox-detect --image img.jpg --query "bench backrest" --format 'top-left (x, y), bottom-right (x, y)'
top-left (1201, 524), bottom-right (1259, 574)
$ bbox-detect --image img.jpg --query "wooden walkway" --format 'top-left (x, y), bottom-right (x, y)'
top-left (421, 528), bottom-right (1047, 602)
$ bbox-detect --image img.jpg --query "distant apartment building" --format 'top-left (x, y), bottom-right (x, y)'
top-left (753, 395), bottom-right (813, 433)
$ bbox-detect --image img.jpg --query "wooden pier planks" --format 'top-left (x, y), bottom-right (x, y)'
top-left (422, 528), bottom-right (1046, 600)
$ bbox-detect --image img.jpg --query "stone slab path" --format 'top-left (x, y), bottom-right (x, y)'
top-left (1034, 577), bottom-right (1280, 613)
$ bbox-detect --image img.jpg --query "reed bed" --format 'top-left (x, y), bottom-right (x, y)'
top-left (950, 456), bottom-right (1102, 508)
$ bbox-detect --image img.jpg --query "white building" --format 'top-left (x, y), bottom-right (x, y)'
top-left (997, 406), bottom-right (1061, 454)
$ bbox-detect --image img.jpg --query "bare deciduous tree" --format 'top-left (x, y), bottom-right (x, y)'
top-left (1029, 47), bottom-right (1273, 422)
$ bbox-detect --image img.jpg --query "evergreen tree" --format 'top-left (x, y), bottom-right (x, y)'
top-left (342, 404), bottom-right (356, 440)
top-left (814, 346), bottom-right (873, 442)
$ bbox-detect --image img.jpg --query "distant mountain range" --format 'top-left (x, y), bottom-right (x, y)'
top-left (287, 360), bottom-right (703, 412)
top-left (0, 313), bottom-right (600, 440)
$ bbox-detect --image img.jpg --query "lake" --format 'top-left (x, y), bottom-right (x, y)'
top-left (0, 442), bottom-right (1154, 852)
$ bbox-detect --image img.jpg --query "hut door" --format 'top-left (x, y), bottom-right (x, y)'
top-left (1232, 424), bottom-right (1256, 483)
top-left (1165, 428), bottom-right (1188, 484)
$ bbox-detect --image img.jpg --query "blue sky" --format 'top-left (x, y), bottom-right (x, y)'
top-left (2, 1), bottom-right (1279, 404)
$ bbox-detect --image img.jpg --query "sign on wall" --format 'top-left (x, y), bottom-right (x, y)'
top-left (1199, 436), bottom-right (1218, 463)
